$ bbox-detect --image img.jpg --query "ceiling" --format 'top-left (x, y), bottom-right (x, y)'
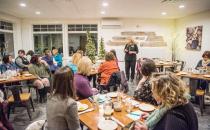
top-left (0, 0), bottom-right (210, 19)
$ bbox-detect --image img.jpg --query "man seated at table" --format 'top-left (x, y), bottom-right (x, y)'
top-left (42, 49), bottom-right (58, 73)
top-left (15, 49), bottom-right (29, 71)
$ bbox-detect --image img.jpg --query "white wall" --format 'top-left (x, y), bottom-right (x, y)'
top-left (19, 18), bottom-right (175, 67)
top-left (0, 12), bottom-right (22, 57)
top-left (175, 10), bottom-right (210, 69)
top-left (100, 18), bottom-right (175, 62)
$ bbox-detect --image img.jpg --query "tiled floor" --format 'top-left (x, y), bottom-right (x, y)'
top-left (9, 81), bottom-right (210, 130)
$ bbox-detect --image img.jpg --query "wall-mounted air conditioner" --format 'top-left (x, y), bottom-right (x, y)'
top-left (101, 19), bottom-right (122, 29)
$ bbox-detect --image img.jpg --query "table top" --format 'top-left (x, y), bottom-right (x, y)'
top-left (155, 61), bottom-right (180, 67)
top-left (176, 71), bottom-right (210, 81)
top-left (0, 75), bottom-right (37, 84)
top-left (79, 95), bottom-right (154, 130)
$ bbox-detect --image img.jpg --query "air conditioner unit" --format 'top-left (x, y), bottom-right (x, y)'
top-left (101, 19), bottom-right (122, 29)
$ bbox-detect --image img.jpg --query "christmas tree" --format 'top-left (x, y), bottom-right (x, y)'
top-left (85, 31), bottom-right (96, 63)
top-left (98, 37), bottom-right (106, 59)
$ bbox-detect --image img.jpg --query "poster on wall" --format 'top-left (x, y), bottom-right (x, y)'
top-left (107, 31), bottom-right (167, 47)
top-left (186, 26), bottom-right (202, 51)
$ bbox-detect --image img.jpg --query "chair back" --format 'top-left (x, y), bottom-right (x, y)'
top-left (119, 71), bottom-right (129, 93)
top-left (8, 85), bottom-right (22, 103)
top-left (175, 60), bottom-right (186, 71)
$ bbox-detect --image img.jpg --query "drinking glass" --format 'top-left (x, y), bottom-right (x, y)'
top-left (103, 101), bottom-right (113, 119)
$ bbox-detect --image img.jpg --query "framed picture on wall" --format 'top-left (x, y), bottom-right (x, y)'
top-left (186, 25), bottom-right (202, 51)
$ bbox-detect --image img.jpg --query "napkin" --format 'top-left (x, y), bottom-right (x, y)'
top-left (126, 110), bottom-right (143, 121)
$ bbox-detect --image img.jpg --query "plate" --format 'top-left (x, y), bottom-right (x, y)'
top-left (203, 75), bottom-right (210, 78)
top-left (77, 102), bottom-right (88, 112)
top-left (0, 78), bottom-right (7, 81)
top-left (139, 103), bottom-right (155, 112)
top-left (107, 92), bottom-right (118, 98)
top-left (179, 72), bottom-right (188, 75)
top-left (23, 74), bottom-right (33, 77)
top-left (98, 120), bottom-right (118, 130)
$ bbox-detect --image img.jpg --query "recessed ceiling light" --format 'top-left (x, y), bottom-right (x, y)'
top-left (161, 12), bottom-right (167, 15)
top-left (35, 11), bottom-right (41, 15)
top-left (102, 2), bottom-right (109, 7)
top-left (19, 3), bottom-right (26, 7)
top-left (179, 5), bottom-right (185, 9)
top-left (101, 11), bottom-right (106, 14)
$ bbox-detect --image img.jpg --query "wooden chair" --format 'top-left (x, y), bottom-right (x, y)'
top-left (97, 71), bottom-right (122, 94)
top-left (7, 85), bottom-right (35, 120)
top-left (196, 89), bottom-right (205, 115)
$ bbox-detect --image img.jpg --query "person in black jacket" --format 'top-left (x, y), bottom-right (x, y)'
top-left (15, 49), bottom-right (29, 70)
top-left (124, 38), bottom-right (138, 82)
top-left (134, 73), bottom-right (198, 130)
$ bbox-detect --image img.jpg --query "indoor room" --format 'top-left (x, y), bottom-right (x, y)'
top-left (0, 0), bottom-right (210, 130)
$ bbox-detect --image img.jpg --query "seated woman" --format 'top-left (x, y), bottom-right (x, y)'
top-left (28, 55), bottom-right (50, 102)
top-left (52, 48), bottom-right (63, 67)
top-left (42, 50), bottom-right (58, 73)
top-left (134, 59), bottom-right (157, 106)
top-left (134, 73), bottom-right (198, 130)
top-left (47, 67), bottom-right (81, 130)
top-left (26, 50), bottom-right (34, 62)
top-left (196, 51), bottom-right (210, 70)
top-left (0, 90), bottom-right (14, 130)
top-left (98, 52), bottom-right (119, 86)
top-left (67, 52), bottom-right (82, 74)
top-left (1, 55), bottom-right (17, 73)
top-left (74, 57), bottom-right (98, 100)
top-left (195, 51), bottom-right (210, 90)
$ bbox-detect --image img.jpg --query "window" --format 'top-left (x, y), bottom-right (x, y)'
top-left (0, 21), bottom-right (13, 31)
top-left (34, 34), bottom-right (63, 54)
top-left (33, 24), bottom-right (62, 32)
top-left (0, 32), bottom-right (14, 60)
top-left (68, 33), bottom-right (97, 56)
top-left (33, 24), bottom-right (63, 54)
top-left (0, 20), bottom-right (14, 60)
top-left (68, 24), bottom-right (98, 31)
top-left (68, 24), bottom-right (98, 56)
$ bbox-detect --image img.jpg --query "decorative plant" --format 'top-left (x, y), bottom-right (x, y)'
top-left (85, 31), bottom-right (96, 63)
top-left (98, 37), bottom-right (106, 60)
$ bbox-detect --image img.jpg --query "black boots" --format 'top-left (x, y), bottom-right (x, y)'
top-left (38, 88), bottom-right (47, 103)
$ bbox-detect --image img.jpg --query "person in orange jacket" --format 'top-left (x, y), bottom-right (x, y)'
top-left (98, 52), bottom-right (120, 85)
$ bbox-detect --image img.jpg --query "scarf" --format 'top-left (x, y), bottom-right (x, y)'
top-left (202, 59), bottom-right (210, 67)
top-left (145, 93), bottom-right (191, 130)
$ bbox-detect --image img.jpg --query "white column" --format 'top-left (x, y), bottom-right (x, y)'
top-left (62, 24), bottom-right (69, 65)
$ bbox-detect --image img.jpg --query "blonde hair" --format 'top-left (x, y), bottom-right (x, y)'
top-left (72, 53), bottom-right (82, 65)
top-left (77, 57), bottom-right (92, 76)
top-left (151, 73), bottom-right (188, 108)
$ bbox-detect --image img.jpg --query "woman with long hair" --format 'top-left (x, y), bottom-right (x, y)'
top-left (134, 73), bottom-right (198, 130)
top-left (47, 66), bottom-right (80, 130)
top-left (28, 55), bottom-right (50, 102)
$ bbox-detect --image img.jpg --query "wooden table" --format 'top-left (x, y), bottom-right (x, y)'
top-left (0, 75), bottom-right (37, 84)
top-left (176, 71), bottom-right (210, 81)
top-left (79, 95), bottom-right (154, 130)
top-left (0, 75), bottom-right (38, 98)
